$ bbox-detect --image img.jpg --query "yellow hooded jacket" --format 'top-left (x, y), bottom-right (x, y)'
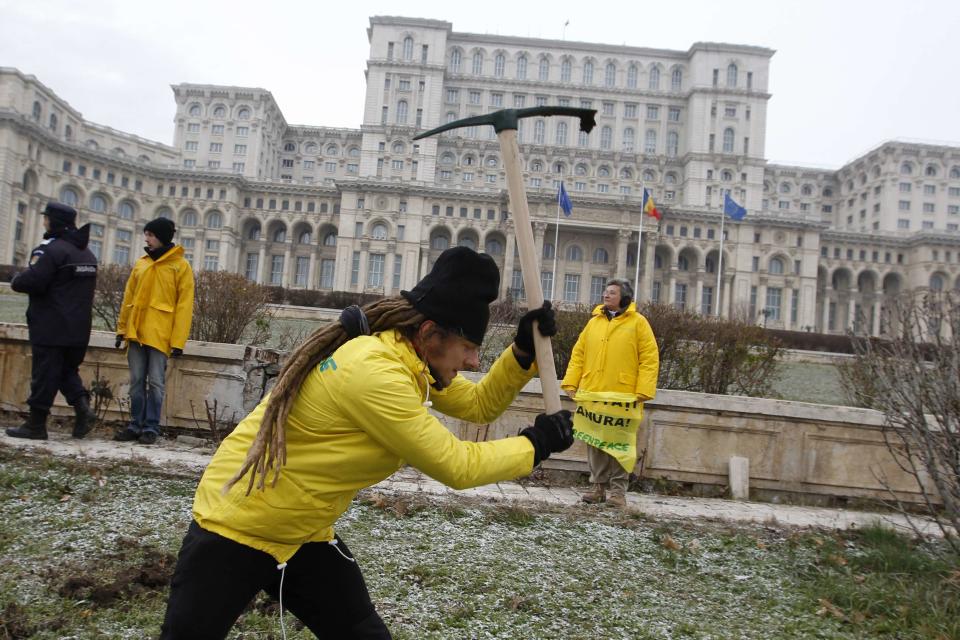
top-left (193, 329), bottom-right (538, 563)
top-left (117, 245), bottom-right (194, 356)
top-left (561, 302), bottom-right (659, 401)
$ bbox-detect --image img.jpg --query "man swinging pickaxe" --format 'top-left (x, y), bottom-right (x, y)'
top-left (415, 107), bottom-right (597, 414)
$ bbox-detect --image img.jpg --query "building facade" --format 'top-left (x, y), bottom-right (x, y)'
top-left (2, 16), bottom-right (959, 336)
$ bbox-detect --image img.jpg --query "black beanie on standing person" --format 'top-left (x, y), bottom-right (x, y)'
top-left (144, 217), bottom-right (176, 245)
top-left (401, 246), bottom-right (500, 346)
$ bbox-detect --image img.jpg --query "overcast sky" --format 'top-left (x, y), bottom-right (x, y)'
top-left (2, 0), bottom-right (958, 168)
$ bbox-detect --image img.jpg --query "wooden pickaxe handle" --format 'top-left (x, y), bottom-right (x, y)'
top-left (497, 128), bottom-right (562, 415)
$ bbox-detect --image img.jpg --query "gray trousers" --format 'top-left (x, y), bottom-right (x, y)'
top-left (587, 445), bottom-right (630, 494)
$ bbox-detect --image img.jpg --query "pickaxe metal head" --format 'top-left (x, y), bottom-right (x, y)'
top-left (413, 106), bottom-right (597, 140)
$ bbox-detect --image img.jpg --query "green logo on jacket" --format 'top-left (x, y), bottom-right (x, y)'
top-left (318, 357), bottom-right (337, 372)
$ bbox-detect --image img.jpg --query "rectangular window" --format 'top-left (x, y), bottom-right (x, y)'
top-left (185, 141), bottom-right (198, 151)
top-left (563, 274), bottom-right (580, 303)
top-left (350, 251), bottom-right (360, 286)
top-left (766, 287), bottom-right (782, 321)
top-left (112, 245), bottom-right (130, 264)
top-left (897, 219), bottom-right (910, 229)
top-left (898, 200), bottom-right (911, 211)
top-left (924, 184), bottom-right (936, 195)
top-left (187, 123), bottom-right (200, 133)
top-left (270, 255), bottom-right (284, 285)
top-left (490, 93), bottom-right (503, 107)
top-left (602, 101), bottom-right (615, 116)
top-left (646, 105), bottom-right (660, 120)
top-left (236, 126), bottom-right (248, 137)
top-left (899, 182), bottom-right (912, 193)
top-left (469, 90), bottom-right (481, 104)
top-left (245, 253), bottom-right (259, 281)
top-left (791, 289), bottom-right (799, 323)
top-left (674, 283), bottom-right (687, 310)
top-left (320, 259), bottom-right (335, 289)
top-left (234, 144), bottom-right (247, 154)
top-left (624, 103), bottom-right (638, 118)
top-left (540, 271), bottom-right (553, 300)
top-left (203, 255), bottom-right (219, 271)
top-left (923, 203), bottom-right (935, 213)
top-left (701, 286), bottom-right (713, 315)
top-left (211, 125), bottom-right (224, 135)
top-left (367, 254), bottom-right (385, 287)
top-left (446, 88), bottom-right (459, 103)
top-left (209, 143), bottom-right (222, 152)
top-left (512, 270), bottom-right (526, 301)
top-left (668, 106), bottom-right (681, 122)
top-left (294, 256), bottom-right (309, 287)
top-left (749, 286), bottom-right (758, 319)
top-left (590, 276), bottom-right (605, 303)
top-left (652, 281), bottom-right (661, 303)
top-left (208, 160), bottom-right (220, 169)
top-left (325, 162), bottom-right (337, 173)
top-left (949, 187), bottom-right (960, 197)
top-left (724, 105), bottom-right (737, 117)
top-left (752, 256), bottom-right (759, 272)
top-left (205, 239), bottom-right (219, 251)
top-left (393, 255), bottom-right (402, 290)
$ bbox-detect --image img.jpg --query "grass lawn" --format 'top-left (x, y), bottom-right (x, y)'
top-left (0, 446), bottom-right (956, 639)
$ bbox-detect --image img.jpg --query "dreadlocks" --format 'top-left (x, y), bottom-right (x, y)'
top-left (224, 296), bottom-right (426, 495)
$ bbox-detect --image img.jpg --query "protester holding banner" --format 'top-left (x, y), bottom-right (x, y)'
top-left (561, 279), bottom-right (659, 508)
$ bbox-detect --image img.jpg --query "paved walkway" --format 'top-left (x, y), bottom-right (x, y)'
top-left (0, 429), bottom-right (948, 538)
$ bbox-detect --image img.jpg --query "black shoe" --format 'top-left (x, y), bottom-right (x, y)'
top-left (138, 431), bottom-right (158, 445)
top-left (5, 408), bottom-right (49, 440)
top-left (72, 396), bottom-right (97, 439)
top-left (113, 428), bottom-right (139, 442)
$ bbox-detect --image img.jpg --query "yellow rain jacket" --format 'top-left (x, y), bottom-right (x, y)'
top-left (116, 245), bottom-right (194, 356)
top-left (193, 329), bottom-right (538, 563)
top-left (561, 302), bottom-right (659, 401)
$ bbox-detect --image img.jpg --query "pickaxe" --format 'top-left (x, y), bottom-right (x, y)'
top-left (414, 107), bottom-right (597, 414)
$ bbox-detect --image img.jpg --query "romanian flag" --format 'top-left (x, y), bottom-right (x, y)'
top-left (642, 188), bottom-right (661, 220)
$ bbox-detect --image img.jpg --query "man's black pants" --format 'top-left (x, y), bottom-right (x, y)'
top-left (27, 344), bottom-right (88, 411)
top-left (160, 521), bottom-right (392, 639)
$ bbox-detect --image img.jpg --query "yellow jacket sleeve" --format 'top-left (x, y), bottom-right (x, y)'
top-left (171, 263), bottom-right (195, 350)
top-left (116, 266), bottom-right (139, 335)
top-left (634, 315), bottom-right (659, 401)
top-left (430, 345), bottom-right (535, 424)
top-left (561, 328), bottom-right (587, 393)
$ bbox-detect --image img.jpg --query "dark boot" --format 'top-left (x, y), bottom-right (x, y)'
top-left (6, 408), bottom-right (49, 440)
top-left (72, 395), bottom-right (97, 439)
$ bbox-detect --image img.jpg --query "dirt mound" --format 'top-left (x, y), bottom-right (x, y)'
top-left (57, 546), bottom-right (175, 607)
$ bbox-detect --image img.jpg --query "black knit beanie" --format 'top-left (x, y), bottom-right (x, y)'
top-left (42, 201), bottom-right (77, 231)
top-left (144, 217), bottom-right (176, 245)
top-left (401, 246), bottom-right (500, 345)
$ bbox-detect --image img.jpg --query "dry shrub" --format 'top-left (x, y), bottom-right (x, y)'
top-left (191, 270), bottom-right (272, 344)
top-left (92, 263), bottom-right (132, 331)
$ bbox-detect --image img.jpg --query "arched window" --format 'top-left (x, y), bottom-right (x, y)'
top-left (392, 141), bottom-right (405, 154)
top-left (950, 166), bottom-right (960, 179)
top-left (722, 170), bottom-right (733, 182)
top-left (118, 201), bottom-right (135, 220)
top-left (348, 147), bottom-right (360, 157)
top-left (706, 257), bottom-right (716, 273)
top-left (722, 128), bottom-right (735, 153)
top-left (181, 210), bottom-right (198, 227)
top-left (644, 129), bottom-right (657, 153)
top-left (648, 67), bottom-right (660, 90)
top-left (604, 63), bottom-right (616, 87)
top-left (627, 64), bottom-right (638, 88)
top-left (323, 232), bottom-right (337, 246)
top-left (925, 165), bottom-right (938, 177)
top-left (900, 162), bottom-right (913, 175)
top-left (207, 211), bottom-right (222, 229)
top-left (643, 169), bottom-right (656, 182)
top-left (622, 127), bottom-right (635, 152)
top-left (237, 107), bottom-right (250, 120)
top-left (930, 274), bottom-right (944, 291)
top-left (156, 207), bottom-right (173, 220)
top-left (575, 163), bottom-right (588, 176)
top-left (620, 167), bottom-right (633, 180)
top-left (396, 100), bottom-right (408, 124)
top-left (326, 144), bottom-right (339, 155)
top-left (561, 58), bottom-right (572, 82)
top-left (566, 245), bottom-right (582, 261)
top-left (65, 124), bottom-right (73, 140)
top-left (283, 142), bottom-right (297, 152)
top-left (555, 122), bottom-right (568, 146)
top-left (666, 131), bottom-right (679, 157)
top-left (32, 101), bottom-right (42, 120)
top-left (543, 242), bottom-right (555, 259)
top-left (272, 227), bottom-right (286, 242)
top-left (458, 236), bottom-right (477, 250)
top-left (678, 255), bottom-right (689, 271)
top-left (213, 105), bottom-right (226, 118)
top-left (593, 248), bottom-right (609, 264)
top-left (431, 234), bottom-right (450, 250)
top-left (600, 126), bottom-right (612, 150)
top-left (671, 68), bottom-right (683, 91)
top-left (727, 63), bottom-right (738, 87)
top-left (801, 184), bottom-right (813, 195)
top-left (780, 182), bottom-right (792, 194)
top-left (654, 254), bottom-right (663, 269)
top-left (769, 257), bottom-right (784, 274)
top-left (90, 194), bottom-right (108, 213)
top-left (494, 53), bottom-right (505, 77)
top-left (449, 49), bottom-right (461, 73)
top-left (539, 57), bottom-right (550, 81)
top-left (665, 172), bottom-right (678, 185)
top-left (534, 120), bottom-right (545, 144)
top-left (247, 223), bottom-right (261, 240)
top-left (582, 60), bottom-right (593, 84)
top-left (298, 230), bottom-right (311, 244)
top-left (485, 238), bottom-right (504, 255)
top-left (554, 162), bottom-right (566, 175)
top-left (403, 36), bottom-right (414, 60)
top-left (188, 104), bottom-right (202, 117)
top-left (598, 166), bottom-right (611, 178)
top-left (531, 160), bottom-right (543, 172)
top-left (486, 156), bottom-right (499, 168)
top-left (472, 51), bottom-right (483, 75)
top-left (49, 113), bottom-right (58, 131)
top-left (372, 223), bottom-right (388, 240)
top-left (517, 55), bottom-right (528, 79)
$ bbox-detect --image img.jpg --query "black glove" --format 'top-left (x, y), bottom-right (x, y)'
top-left (115, 335), bottom-right (124, 349)
top-left (514, 301), bottom-right (557, 357)
top-left (170, 348), bottom-right (183, 358)
top-left (521, 410), bottom-right (574, 466)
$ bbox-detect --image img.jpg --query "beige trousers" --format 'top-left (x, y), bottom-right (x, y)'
top-left (587, 445), bottom-right (630, 494)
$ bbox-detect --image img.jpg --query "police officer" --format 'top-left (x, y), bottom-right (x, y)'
top-left (6, 201), bottom-right (99, 440)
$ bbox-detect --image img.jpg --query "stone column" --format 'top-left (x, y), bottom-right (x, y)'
top-left (282, 242), bottom-right (293, 288)
top-left (502, 227), bottom-right (516, 300)
top-left (667, 271), bottom-right (676, 306)
top-left (871, 298), bottom-right (882, 337)
top-left (615, 229), bottom-right (629, 281)
top-left (821, 287), bottom-right (832, 332)
top-left (846, 288), bottom-right (858, 333)
top-left (308, 248), bottom-right (319, 289)
top-left (695, 276), bottom-right (704, 316)
top-left (257, 244), bottom-right (267, 284)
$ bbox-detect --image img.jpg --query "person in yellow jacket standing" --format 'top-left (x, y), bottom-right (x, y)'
top-left (561, 279), bottom-right (659, 508)
top-left (114, 217), bottom-right (194, 445)
top-left (159, 247), bottom-right (573, 639)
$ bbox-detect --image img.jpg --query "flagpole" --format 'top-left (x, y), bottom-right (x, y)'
top-left (634, 185), bottom-right (644, 296)
top-left (551, 182), bottom-right (562, 300)
top-left (716, 193), bottom-right (725, 317)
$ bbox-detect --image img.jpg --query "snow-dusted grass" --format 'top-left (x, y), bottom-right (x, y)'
top-left (0, 447), bottom-right (956, 639)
